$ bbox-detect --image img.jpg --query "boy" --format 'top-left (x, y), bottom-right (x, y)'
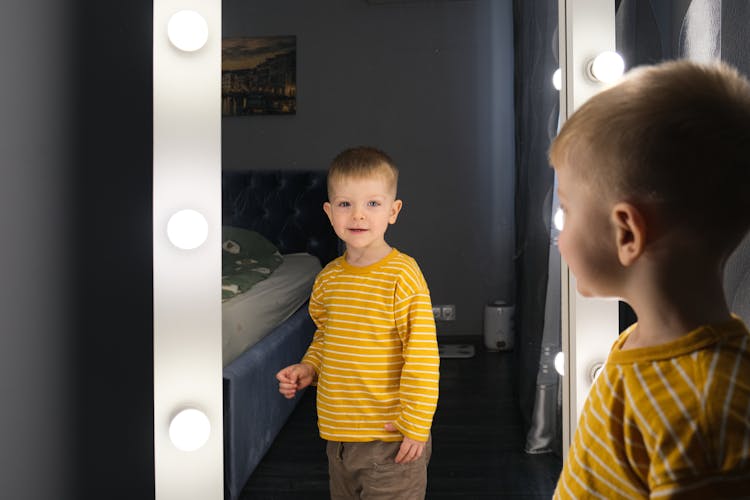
top-left (551, 60), bottom-right (750, 499)
top-left (277, 146), bottom-right (440, 499)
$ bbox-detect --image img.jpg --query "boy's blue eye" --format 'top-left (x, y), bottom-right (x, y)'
top-left (368, 201), bottom-right (380, 207)
top-left (338, 201), bottom-right (350, 207)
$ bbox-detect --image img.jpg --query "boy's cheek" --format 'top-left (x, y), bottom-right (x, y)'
top-left (557, 234), bottom-right (570, 262)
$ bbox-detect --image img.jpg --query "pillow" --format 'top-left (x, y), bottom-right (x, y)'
top-left (222, 227), bottom-right (283, 301)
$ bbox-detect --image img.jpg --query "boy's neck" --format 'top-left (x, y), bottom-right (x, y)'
top-left (344, 242), bottom-right (393, 268)
top-left (622, 258), bottom-right (731, 350)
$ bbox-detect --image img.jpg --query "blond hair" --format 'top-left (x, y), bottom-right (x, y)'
top-left (327, 146), bottom-right (399, 197)
top-left (550, 59), bottom-right (750, 252)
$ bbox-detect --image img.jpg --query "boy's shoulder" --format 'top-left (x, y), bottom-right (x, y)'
top-left (315, 255), bottom-right (346, 280)
top-left (609, 317), bottom-right (750, 366)
top-left (386, 249), bottom-right (428, 277)
top-left (390, 248), bottom-right (417, 264)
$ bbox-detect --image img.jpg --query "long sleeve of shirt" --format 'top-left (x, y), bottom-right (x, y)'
top-left (301, 248), bottom-right (440, 443)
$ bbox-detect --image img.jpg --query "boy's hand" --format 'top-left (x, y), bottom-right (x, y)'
top-left (384, 422), bottom-right (425, 464)
top-left (276, 363), bottom-right (316, 399)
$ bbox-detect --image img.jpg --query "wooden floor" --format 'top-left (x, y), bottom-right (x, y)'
top-left (240, 337), bottom-right (562, 499)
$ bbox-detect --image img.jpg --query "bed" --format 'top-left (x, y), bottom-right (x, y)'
top-left (221, 170), bottom-right (339, 500)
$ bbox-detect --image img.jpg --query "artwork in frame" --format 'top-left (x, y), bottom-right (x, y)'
top-left (222, 35), bottom-right (297, 116)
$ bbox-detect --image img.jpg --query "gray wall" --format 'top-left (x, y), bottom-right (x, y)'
top-left (223, 0), bottom-right (516, 336)
top-left (1, 1), bottom-right (72, 498)
top-left (1, 1), bottom-right (155, 499)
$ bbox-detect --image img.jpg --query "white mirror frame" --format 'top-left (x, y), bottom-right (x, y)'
top-left (153, 0), bottom-right (223, 498)
top-left (150, 0), bottom-right (620, 495)
top-left (557, 0), bottom-right (619, 457)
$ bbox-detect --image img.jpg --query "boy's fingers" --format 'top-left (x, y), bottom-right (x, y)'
top-left (395, 442), bottom-right (416, 463)
top-left (394, 438), bottom-right (424, 463)
top-left (278, 385), bottom-right (296, 398)
top-left (277, 366), bottom-right (301, 384)
top-left (383, 422), bottom-right (397, 432)
top-left (276, 367), bottom-right (293, 382)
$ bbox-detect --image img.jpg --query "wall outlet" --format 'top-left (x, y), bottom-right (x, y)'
top-left (433, 304), bottom-right (456, 321)
top-left (441, 304), bottom-right (456, 321)
top-left (432, 306), bottom-right (442, 321)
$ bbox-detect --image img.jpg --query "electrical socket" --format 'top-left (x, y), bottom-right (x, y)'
top-left (432, 306), bottom-right (442, 321)
top-left (433, 304), bottom-right (456, 321)
top-left (441, 304), bottom-right (456, 321)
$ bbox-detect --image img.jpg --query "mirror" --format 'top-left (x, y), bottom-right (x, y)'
top-left (220, 1), bottom-right (563, 498)
top-left (153, 0), bottom-right (627, 498)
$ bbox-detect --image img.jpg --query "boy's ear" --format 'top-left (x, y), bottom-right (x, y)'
top-left (389, 199), bottom-right (403, 224)
top-left (611, 202), bottom-right (646, 266)
top-left (323, 201), bottom-right (333, 222)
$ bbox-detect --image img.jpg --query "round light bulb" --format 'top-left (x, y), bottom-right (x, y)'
top-left (553, 207), bottom-right (564, 231)
top-left (167, 10), bottom-right (209, 52)
top-left (589, 51), bottom-right (625, 84)
top-left (169, 408), bottom-right (211, 452)
top-left (554, 351), bottom-right (565, 376)
top-left (552, 68), bottom-right (562, 91)
top-left (167, 209), bottom-right (209, 250)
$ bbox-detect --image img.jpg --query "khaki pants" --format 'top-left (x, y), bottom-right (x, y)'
top-left (326, 436), bottom-right (432, 500)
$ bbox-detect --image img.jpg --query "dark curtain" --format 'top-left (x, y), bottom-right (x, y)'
top-left (616, 0), bottom-right (750, 326)
top-left (511, 0), bottom-right (559, 433)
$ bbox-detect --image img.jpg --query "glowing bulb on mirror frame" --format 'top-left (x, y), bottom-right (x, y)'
top-left (588, 51), bottom-right (625, 84)
top-left (552, 68), bottom-right (562, 91)
top-left (553, 207), bottom-right (564, 231)
top-left (167, 209), bottom-right (209, 250)
top-left (169, 408), bottom-right (211, 452)
top-left (554, 351), bottom-right (565, 376)
top-left (167, 10), bottom-right (209, 52)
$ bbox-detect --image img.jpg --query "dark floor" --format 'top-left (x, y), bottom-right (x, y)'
top-left (240, 337), bottom-right (562, 499)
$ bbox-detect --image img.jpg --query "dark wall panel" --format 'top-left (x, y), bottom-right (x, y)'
top-left (0, 1), bottom-right (155, 499)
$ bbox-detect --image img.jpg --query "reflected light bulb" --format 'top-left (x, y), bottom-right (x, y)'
top-left (552, 68), bottom-right (562, 91)
top-left (554, 351), bottom-right (565, 376)
top-left (167, 209), bottom-right (209, 250)
top-left (588, 51), bottom-right (625, 84)
top-left (553, 207), bottom-right (564, 231)
top-left (167, 10), bottom-right (209, 52)
top-left (169, 408), bottom-right (211, 452)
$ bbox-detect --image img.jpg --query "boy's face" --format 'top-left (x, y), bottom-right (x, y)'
top-left (323, 174), bottom-right (402, 253)
top-left (556, 164), bottom-right (622, 298)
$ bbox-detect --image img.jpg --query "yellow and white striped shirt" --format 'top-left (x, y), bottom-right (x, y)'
top-left (302, 248), bottom-right (439, 443)
top-left (555, 316), bottom-right (750, 499)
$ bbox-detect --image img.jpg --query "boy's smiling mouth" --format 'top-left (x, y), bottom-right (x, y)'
top-left (348, 228), bottom-right (368, 232)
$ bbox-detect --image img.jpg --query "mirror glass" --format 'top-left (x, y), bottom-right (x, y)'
top-left (219, 1), bottom-right (563, 497)
top-left (615, 1), bottom-right (750, 328)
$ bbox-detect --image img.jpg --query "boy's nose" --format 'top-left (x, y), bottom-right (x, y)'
top-left (352, 207), bottom-right (365, 220)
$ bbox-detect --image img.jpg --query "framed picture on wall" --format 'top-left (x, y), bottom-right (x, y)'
top-left (222, 35), bottom-right (297, 116)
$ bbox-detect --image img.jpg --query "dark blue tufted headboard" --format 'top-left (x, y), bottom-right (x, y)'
top-left (222, 170), bottom-right (340, 265)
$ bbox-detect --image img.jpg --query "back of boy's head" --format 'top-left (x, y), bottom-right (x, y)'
top-left (550, 59), bottom-right (750, 254)
top-left (327, 146), bottom-right (399, 198)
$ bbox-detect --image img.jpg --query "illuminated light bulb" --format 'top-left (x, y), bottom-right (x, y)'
top-left (554, 351), bottom-right (565, 376)
top-left (167, 10), bottom-right (209, 52)
top-left (553, 207), bottom-right (564, 231)
top-left (552, 68), bottom-right (562, 91)
top-left (167, 209), bottom-right (209, 250)
top-left (588, 51), bottom-right (625, 84)
top-left (169, 408), bottom-right (211, 451)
